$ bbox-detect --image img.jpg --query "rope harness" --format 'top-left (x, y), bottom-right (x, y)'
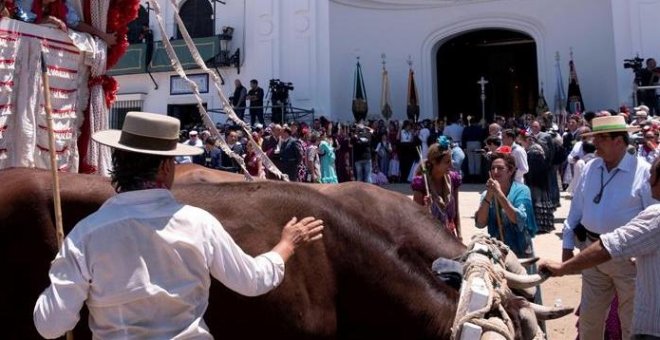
top-left (451, 235), bottom-right (517, 340)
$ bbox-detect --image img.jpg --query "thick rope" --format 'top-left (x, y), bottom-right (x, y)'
top-left (165, 0), bottom-right (287, 181)
top-left (451, 236), bottom-right (517, 340)
top-left (146, 0), bottom-right (253, 181)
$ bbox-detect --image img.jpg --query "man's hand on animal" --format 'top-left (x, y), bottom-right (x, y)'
top-left (274, 216), bottom-right (324, 261)
top-left (538, 260), bottom-right (566, 276)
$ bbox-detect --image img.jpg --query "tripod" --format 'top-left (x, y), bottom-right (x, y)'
top-left (266, 87), bottom-right (292, 125)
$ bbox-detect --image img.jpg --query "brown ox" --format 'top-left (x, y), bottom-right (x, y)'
top-left (0, 168), bottom-right (462, 339)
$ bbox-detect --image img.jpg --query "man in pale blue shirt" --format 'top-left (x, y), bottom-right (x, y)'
top-left (542, 156), bottom-right (660, 340)
top-left (561, 116), bottom-right (658, 340)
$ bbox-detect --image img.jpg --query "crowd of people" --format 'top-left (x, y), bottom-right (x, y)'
top-left (32, 104), bottom-right (659, 339)
top-left (172, 104), bottom-right (660, 339)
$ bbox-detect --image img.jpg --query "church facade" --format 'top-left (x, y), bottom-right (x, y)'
top-left (111, 0), bottom-right (660, 124)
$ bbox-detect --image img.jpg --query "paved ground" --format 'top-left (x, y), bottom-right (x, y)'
top-left (381, 182), bottom-right (580, 340)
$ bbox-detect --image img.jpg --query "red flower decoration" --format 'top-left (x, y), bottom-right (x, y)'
top-left (496, 146), bottom-right (512, 154)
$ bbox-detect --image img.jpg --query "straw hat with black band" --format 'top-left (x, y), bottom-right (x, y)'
top-left (581, 115), bottom-right (641, 137)
top-left (92, 111), bottom-right (203, 156)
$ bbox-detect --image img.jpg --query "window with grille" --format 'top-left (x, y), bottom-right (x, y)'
top-left (110, 99), bottom-right (144, 129)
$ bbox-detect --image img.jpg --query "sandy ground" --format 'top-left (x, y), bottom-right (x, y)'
top-left (382, 182), bottom-right (579, 340)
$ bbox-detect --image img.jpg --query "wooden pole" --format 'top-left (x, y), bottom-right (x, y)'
top-left (494, 199), bottom-right (504, 242)
top-left (41, 50), bottom-right (73, 340)
top-left (416, 146), bottom-right (431, 201)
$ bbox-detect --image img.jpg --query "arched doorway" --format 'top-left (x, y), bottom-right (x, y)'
top-left (436, 29), bottom-right (538, 123)
top-left (178, 0), bottom-right (213, 39)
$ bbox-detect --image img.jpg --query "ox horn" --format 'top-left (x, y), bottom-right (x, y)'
top-left (528, 302), bottom-right (574, 320)
top-left (501, 270), bottom-right (548, 289)
top-left (518, 257), bottom-right (539, 266)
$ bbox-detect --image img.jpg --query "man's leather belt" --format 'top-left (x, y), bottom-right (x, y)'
top-left (586, 229), bottom-right (600, 241)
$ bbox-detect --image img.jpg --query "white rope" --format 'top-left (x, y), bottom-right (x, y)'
top-left (451, 236), bottom-right (517, 340)
top-left (163, 0), bottom-right (288, 181)
top-left (146, 0), bottom-right (253, 180)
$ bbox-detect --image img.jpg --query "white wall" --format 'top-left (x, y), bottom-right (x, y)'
top-left (611, 0), bottom-right (660, 107)
top-left (114, 0), bottom-right (660, 123)
top-left (328, 0), bottom-right (622, 122)
top-left (116, 0), bottom-right (330, 122)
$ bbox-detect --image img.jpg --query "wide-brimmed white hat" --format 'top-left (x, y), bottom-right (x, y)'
top-left (582, 115), bottom-right (640, 137)
top-left (92, 111), bottom-right (203, 156)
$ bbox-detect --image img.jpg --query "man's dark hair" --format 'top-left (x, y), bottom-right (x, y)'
top-left (110, 149), bottom-right (169, 193)
top-left (205, 137), bottom-right (217, 146)
top-left (583, 111), bottom-right (596, 124)
top-left (250, 79), bottom-right (258, 85)
top-left (582, 141), bottom-right (596, 154)
top-left (502, 129), bottom-right (516, 139)
top-left (609, 131), bottom-right (630, 145)
top-left (485, 136), bottom-right (502, 147)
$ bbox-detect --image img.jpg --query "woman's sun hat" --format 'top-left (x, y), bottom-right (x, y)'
top-left (92, 111), bottom-right (203, 156)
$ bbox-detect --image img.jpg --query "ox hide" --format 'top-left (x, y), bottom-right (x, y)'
top-left (0, 168), bottom-right (464, 340)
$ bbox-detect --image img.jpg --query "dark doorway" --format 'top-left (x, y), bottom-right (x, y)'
top-left (168, 104), bottom-right (206, 135)
top-left (178, 0), bottom-right (213, 39)
top-left (436, 29), bottom-right (538, 123)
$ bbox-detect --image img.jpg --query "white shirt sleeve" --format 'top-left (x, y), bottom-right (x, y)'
top-left (34, 237), bottom-right (91, 339)
top-left (207, 219), bottom-right (285, 297)
top-left (563, 162), bottom-right (589, 249)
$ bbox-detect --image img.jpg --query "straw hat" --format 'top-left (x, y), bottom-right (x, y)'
top-left (92, 111), bottom-right (203, 156)
top-left (582, 115), bottom-right (640, 137)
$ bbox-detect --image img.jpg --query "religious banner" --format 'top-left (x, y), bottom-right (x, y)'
top-left (553, 52), bottom-right (568, 131)
top-left (380, 55), bottom-right (393, 121)
top-left (352, 58), bottom-right (368, 122)
top-left (566, 52), bottom-right (585, 114)
top-left (406, 64), bottom-right (419, 122)
top-left (536, 83), bottom-right (549, 115)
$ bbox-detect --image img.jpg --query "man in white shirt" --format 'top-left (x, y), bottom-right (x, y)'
top-left (176, 130), bottom-right (204, 164)
top-left (561, 116), bottom-right (657, 340)
top-left (443, 116), bottom-right (464, 145)
top-left (502, 129), bottom-right (528, 183)
top-left (33, 112), bottom-right (324, 339)
top-left (541, 156), bottom-right (660, 340)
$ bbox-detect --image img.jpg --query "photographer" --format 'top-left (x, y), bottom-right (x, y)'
top-left (638, 58), bottom-right (660, 115)
top-left (351, 124), bottom-right (373, 183)
top-left (269, 79), bottom-right (294, 125)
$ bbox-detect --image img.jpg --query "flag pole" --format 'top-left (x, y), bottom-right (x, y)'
top-left (41, 51), bottom-right (72, 340)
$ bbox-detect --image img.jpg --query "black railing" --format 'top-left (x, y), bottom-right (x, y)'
top-left (208, 104), bottom-right (315, 125)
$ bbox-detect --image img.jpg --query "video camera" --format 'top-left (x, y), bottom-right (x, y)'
top-left (269, 79), bottom-right (294, 95)
top-left (623, 56), bottom-right (644, 72)
top-left (623, 56), bottom-right (645, 85)
top-left (268, 79), bottom-right (294, 124)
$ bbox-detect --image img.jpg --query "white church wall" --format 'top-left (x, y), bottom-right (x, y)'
top-left (114, 0), bottom-right (660, 124)
top-left (116, 0), bottom-right (330, 123)
top-left (611, 0), bottom-right (660, 109)
top-left (328, 0), bottom-right (621, 122)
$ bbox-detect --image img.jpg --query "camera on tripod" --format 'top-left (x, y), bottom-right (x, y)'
top-left (268, 79), bottom-right (294, 124)
top-left (269, 79), bottom-right (294, 97)
top-left (624, 56), bottom-right (646, 86)
top-left (623, 56), bottom-right (644, 73)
